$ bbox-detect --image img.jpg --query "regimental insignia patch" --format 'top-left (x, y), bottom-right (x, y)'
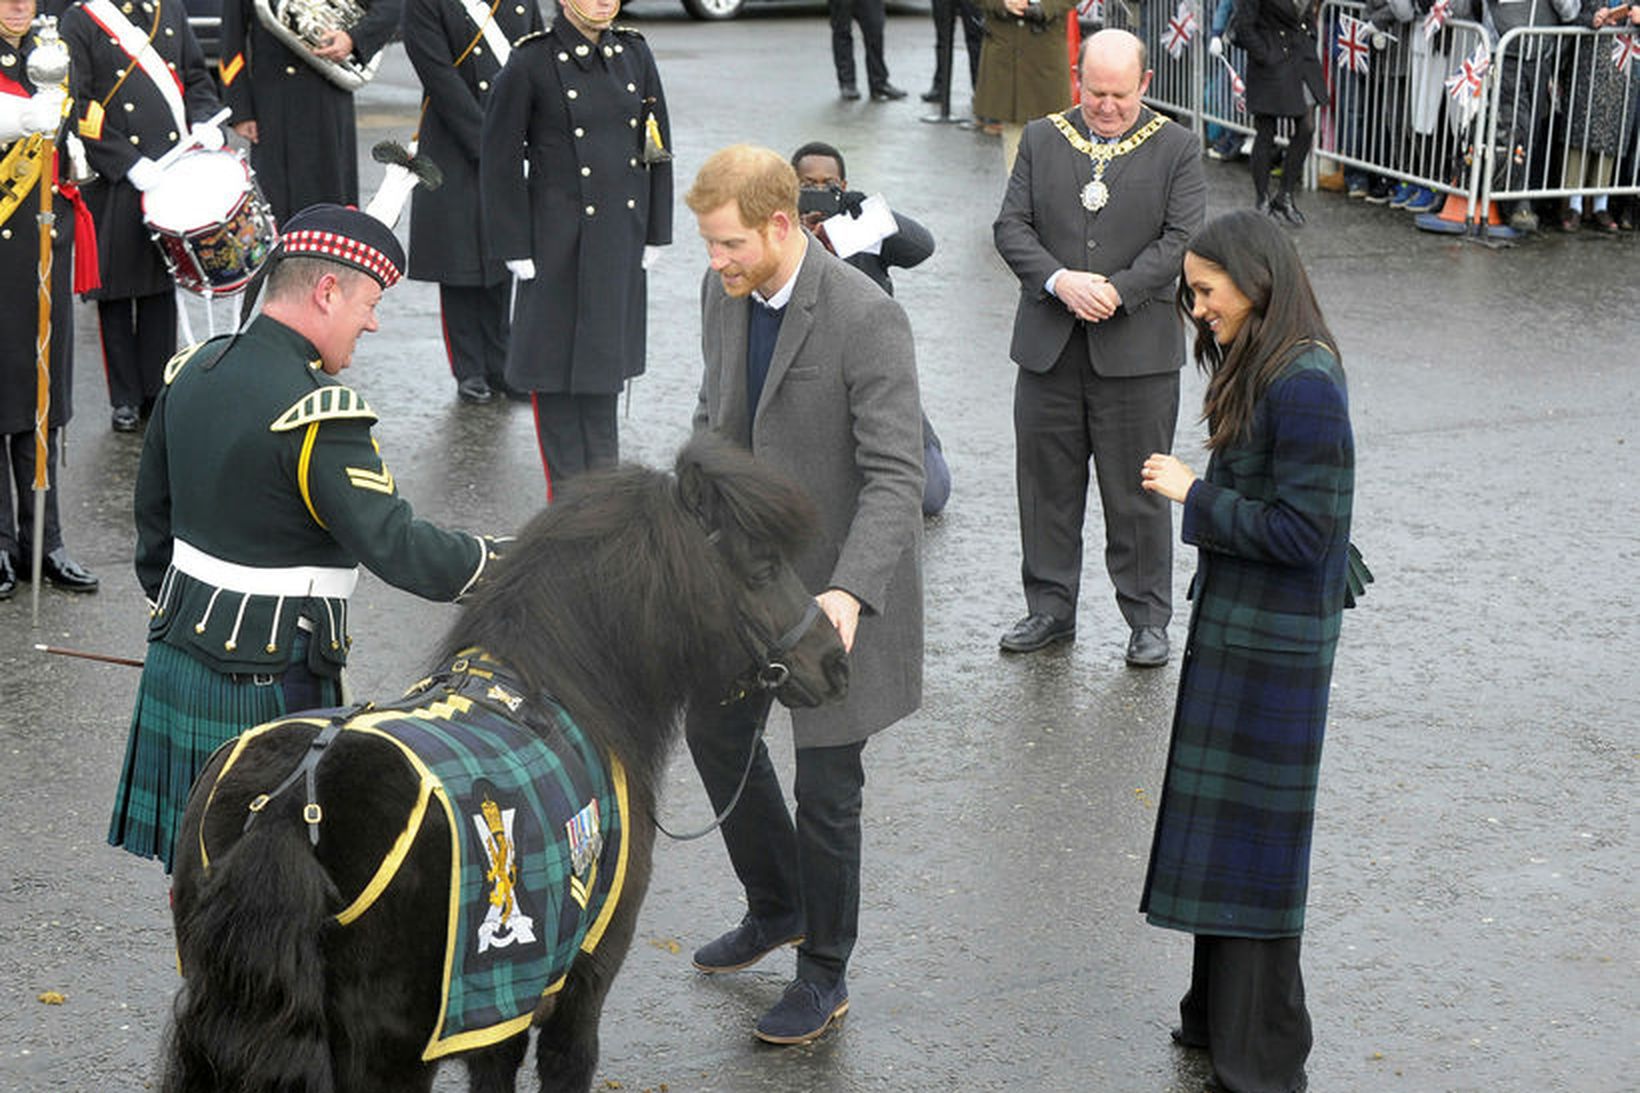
top-left (486, 684), bottom-right (524, 713)
top-left (472, 796), bottom-right (538, 954)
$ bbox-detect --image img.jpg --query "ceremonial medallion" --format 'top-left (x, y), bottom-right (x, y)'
top-left (1081, 178), bottom-right (1109, 212)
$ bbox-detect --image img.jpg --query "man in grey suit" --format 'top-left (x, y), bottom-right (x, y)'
top-left (994, 29), bottom-right (1207, 665)
top-left (683, 144), bottom-right (924, 1046)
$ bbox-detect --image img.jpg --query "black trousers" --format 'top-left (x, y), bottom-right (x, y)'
top-left (1013, 334), bottom-right (1178, 627)
top-left (0, 429), bottom-right (64, 556)
top-left (1251, 113), bottom-right (1316, 201)
top-left (686, 693), bottom-right (867, 989)
top-left (530, 392), bottom-right (618, 501)
top-left (438, 282), bottom-right (511, 386)
top-left (1180, 935), bottom-right (1312, 1093)
top-left (98, 291), bottom-right (176, 411)
top-left (828, 0), bottom-right (890, 92)
top-left (930, 0), bottom-right (984, 92)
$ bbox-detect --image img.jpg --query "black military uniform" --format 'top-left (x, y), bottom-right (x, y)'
top-left (109, 205), bottom-right (491, 871)
top-left (218, 0), bottom-right (403, 220)
top-left (0, 19), bottom-right (98, 595)
top-left (59, 0), bottom-right (219, 431)
top-left (479, 15), bottom-right (671, 496)
top-left (402, 0), bottom-right (542, 403)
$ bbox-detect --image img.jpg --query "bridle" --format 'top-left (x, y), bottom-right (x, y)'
top-left (654, 516), bottom-right (831, 842)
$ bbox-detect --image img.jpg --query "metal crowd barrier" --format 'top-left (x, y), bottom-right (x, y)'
top-left (1482, 24), bottom-right (1640, 214)
top-left (1089, 2), bottom-right (1640, 235)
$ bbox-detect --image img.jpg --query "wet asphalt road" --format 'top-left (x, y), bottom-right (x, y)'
top-left (2, 8), bottom-right (1637, 1092)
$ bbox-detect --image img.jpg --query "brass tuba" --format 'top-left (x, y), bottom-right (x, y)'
top-left (252, 0), bottom-right (385, 92)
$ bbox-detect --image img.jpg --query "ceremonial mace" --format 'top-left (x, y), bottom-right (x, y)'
top-left (26, 15), bottom-right (69, 627)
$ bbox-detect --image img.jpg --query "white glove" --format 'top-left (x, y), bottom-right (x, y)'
top-left (1208, 35), bottom-right (1224, 58)
top-left (23, 90), bottom-right (66, 135)
top-left (189, 122), bottom-right (225, 152)
top-left (125, 156), bottom-right (163, 193)
top-left (506, 258), bottom-right (536, 281)
top-left (641, 244), bottom-right (662, 272)
top-left (1371, 30), bottom-right (1389, 49)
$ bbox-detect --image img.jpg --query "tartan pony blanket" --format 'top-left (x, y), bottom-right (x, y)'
top-left (200, 650), bottom-right (629, 1060)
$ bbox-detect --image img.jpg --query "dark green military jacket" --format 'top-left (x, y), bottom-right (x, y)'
top-left (135, 316), bottom-right (486, 676)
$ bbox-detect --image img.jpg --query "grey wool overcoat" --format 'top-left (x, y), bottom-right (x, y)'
top-left (694, 238), bottom-right (924, 748)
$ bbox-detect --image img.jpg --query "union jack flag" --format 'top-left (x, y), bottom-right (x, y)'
top-left (1164, 2), bottom-right (1198, 60)
top-left (1613, 33), bottom-right (1640, 75)
top-left (1336, 15), bottom-right (1372, 75)
top-left (1219, 53), bottom-right (1247, 113)
top-left (1421, 0), bottom-right (1451, 42)
top-left (1077, 0), bottom-right (1105, 21)
top-left (1444, 42), bottom-right (1490, 127)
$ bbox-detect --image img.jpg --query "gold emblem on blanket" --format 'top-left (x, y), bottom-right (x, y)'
top-left (473, 796), bottom-right (537, 952)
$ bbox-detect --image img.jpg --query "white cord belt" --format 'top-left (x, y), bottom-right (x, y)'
top-left (171, 539), bottom-right (359, 600)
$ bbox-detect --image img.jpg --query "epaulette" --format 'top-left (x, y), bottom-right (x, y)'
top-left (270, 385), bottom-right (378, 432)
top-left (612, 24), bottom-right (644, 38)
top-left (163, 335), bottom-right (233, 385)
top-left (514, 29), bottom-right (547, 47)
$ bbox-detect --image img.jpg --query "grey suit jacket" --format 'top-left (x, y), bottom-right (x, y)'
top-left (994, 108), bottom-right (1207, 377)
top-left (694, 237), bottom-right (925, 747)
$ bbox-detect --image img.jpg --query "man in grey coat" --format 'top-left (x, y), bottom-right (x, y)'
top-left (994, 29), bottom-right (1206, 665)
top-left (683, 144), bottom-right (924, 1046)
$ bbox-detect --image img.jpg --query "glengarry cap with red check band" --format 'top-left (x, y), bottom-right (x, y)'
top-left (277, 203), bottom-right (406, 288)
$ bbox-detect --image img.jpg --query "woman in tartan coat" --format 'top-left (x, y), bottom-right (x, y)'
top-left (1139, 209), bottom-right (1357, 1093)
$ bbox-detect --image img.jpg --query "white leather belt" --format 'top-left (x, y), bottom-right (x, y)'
top-left (171, 539), bottom-right (359, 600)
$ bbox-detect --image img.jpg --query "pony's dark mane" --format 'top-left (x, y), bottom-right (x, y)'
top-left (435, 435), bottom-right (816, 807)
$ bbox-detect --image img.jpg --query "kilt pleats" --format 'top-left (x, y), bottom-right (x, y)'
top-left (107, 640), bottom-right (340, 872)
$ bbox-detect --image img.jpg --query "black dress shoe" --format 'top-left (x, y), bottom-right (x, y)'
top-left (111, 405), bottom-right (140, 432)
top-left (999, 613), bottom-right (1075, 653)
top-left (456, 376), bottom-right (493, 404)
top-left (0, 551), bottom-right (16, 600)
top-left (920, 85), bottom-right (944, 103)
top-left (692, 913), bottom-right (805, 974)
top-left (1126, 626), bottom-right (1169, 667)
top-left (870, 83), bottom-right (908, 102)
top-left (1268, 192), bottom-right (1306, 227)
top-left (839, 84), bottom-right (861, 101)
top-left (37, 548), bottom-right (99, 593)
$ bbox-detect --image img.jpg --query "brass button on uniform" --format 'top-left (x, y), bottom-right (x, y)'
top-left (580, 166), bottom-right (591, 176)
top-left (574, 126), bottom-right (584, 137)
top-left (567, 89), bottom-right (578, 99)
top-left (585, 204), bottom-right (595, 216)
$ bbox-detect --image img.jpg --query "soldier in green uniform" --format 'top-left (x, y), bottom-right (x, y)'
top-left (108, 204), bottom-right (497, 872)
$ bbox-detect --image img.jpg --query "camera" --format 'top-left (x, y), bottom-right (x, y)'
top-left (799, 184), bottom-right (866, 219)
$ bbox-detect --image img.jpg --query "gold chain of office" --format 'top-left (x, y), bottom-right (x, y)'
top-left (1050, 112), bottom-right (1167, 212)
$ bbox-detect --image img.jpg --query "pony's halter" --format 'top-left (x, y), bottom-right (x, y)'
top-left (703, 525), bottom-right (826, 703)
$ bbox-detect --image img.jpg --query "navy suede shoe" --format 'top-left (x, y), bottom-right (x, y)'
top-left (754, 978), bottom-right (849, 1045)
top-left (692, 913), bottom-right (804, 974)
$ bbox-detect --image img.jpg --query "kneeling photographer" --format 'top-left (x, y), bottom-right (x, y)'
top-left (790, 141), bottom-right (950, 517)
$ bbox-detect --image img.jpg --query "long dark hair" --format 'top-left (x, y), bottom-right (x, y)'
top-left (1176, 209), bottom-right (1338, 450)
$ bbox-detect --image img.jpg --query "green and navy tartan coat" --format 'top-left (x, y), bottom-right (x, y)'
top-left (1140, 344), bottom-right (1354, 939)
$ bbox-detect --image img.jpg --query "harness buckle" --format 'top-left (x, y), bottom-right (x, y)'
top-left (303, 803), bottom-right (323, 826)
top-left (247, 793), bottom-right (270, 813)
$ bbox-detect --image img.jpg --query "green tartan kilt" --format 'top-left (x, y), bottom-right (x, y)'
top-left (106, 638), bottom-right (342, 873)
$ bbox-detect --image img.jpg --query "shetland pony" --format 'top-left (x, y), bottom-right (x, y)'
top-left (162, 436), bottom-right (849, 1092)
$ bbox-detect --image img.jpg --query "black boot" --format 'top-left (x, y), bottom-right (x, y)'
top-left (1269, 192), bottom-right (1306, 227)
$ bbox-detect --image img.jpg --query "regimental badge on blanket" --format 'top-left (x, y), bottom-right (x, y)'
top-left (473, 795), bottom-right (538, 953)
top-left (566, 799), bottom-right (602, 909)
